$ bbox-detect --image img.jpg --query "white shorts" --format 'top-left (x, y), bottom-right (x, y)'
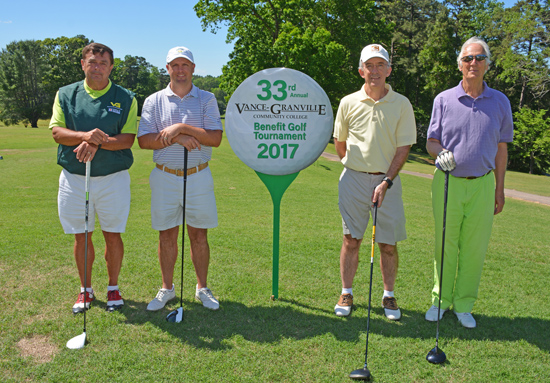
top-left (58, 169), bottom-right (131, 234)
top-left (150, 166), bottom-right (218, 231)
top-left (338, 168), bottom-right (406, 245)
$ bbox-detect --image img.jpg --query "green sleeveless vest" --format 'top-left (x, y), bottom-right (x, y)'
top-left (57, 81), bottom-right (135, 176)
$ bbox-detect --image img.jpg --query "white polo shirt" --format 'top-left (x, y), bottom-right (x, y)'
top-left (138, 84), bottom-right (223, 169)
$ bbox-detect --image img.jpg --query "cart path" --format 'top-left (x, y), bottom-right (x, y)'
top-left (321, 152), bottom-right (550, 206)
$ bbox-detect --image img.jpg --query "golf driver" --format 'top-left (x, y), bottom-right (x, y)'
top-left (426, 170), bottom-right (449, 364)
top-left (349, 202), bottom-right (378, 381)
top-left (166, 148), bottom-right (188, 323)
top-left (67, 160), bottom-right (91, 349)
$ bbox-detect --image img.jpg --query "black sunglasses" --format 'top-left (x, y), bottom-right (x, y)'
top-left (461, 54), bottom-right (487, 63)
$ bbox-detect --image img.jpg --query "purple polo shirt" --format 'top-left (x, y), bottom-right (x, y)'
top-left (427, 81), bottom-right (514, 178)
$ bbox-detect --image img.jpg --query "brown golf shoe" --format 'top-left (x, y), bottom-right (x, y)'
top-left (382, 296), bottom-right (401, 320)
top-left (334, 293), bottom-right (353, 317)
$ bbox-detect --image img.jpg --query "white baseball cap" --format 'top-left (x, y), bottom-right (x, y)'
top-left (166, 46), bottom-right (194, 64)
top-left (360, 44), bottom-right (390, 64)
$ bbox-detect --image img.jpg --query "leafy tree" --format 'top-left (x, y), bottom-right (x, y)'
top-left (194, 0), bottom-right (389, 114)
top-left (194, 75), bottom-right (228, 114)
top-left (509, 107), bottom-right (550, 174)
top-left (111, 55), bottom-right (161, 114)
top-left (485, 0), bottom-right (550, 111)
top-left (40, 35), bottom-right (91, 97)
top-left (0, 40), bottom-right (50, 127)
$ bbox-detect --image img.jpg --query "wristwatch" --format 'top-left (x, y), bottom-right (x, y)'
top-left (382, 176), bottom-right (393, 189)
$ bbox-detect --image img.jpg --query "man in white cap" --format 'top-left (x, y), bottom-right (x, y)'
top-left (138, 46), bottom-right (223, 311)
top-left (333, 44), bottom-right (416, 319)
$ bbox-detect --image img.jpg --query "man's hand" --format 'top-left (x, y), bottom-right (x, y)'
top-left (436, 149), bottom-right (456, 172)
top-left (73, 141), bottom-right (98, 162)
top-left (372, 181), bottom-right (389, 208)
top-left (82, 128), bottom-right (109, 146)
top-left (174, 135), bottom-right (202, 151)
top-left (156, 124), bottom-right (184, 146)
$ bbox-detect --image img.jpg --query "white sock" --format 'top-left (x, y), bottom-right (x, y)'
top-left (107, 285), bottom-right (119, 291)
top-left (81, 287), bottom-right (93, 294)
top-left (342, 287), bottom-right (353, 295)
top-left (383, 290), bottom-right (394, 298)
top-left (163, 284), bottom-right (174, 291)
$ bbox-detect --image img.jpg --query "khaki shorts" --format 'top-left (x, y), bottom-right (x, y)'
top-left (58, 169), bottom-right (131, 234)
top-left (338, 168), bottom-right (406, 245)
top-left (150, 166), bottom-right (218, 231)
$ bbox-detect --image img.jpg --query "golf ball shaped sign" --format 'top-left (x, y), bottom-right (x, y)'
top-left (225, 68), bottom-right (333, 175)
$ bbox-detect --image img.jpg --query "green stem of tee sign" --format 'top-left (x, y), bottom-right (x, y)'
top-left (255, 171), bottom-right (300, 300)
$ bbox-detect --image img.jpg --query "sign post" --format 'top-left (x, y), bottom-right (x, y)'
top-left (225, 68), bottom-right (333, 299)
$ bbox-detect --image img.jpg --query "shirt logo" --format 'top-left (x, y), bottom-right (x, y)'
top-left (108, 102), bottom-right (122, 114)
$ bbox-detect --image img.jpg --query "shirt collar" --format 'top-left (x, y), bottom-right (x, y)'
top-left (360, 83), bottom-right (393, 102)
top-left (457, 80), bottom-right (491, 99)
top-left (165, 83), bottom-right (198, 99)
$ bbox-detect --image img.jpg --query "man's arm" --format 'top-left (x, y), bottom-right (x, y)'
top-left (156, 123), bottom-right (222, 147)
top-left (494, 142), bottom-right (508, 215)
top-left (372, 145), bottom-right (411, 207)
top-left (426, 138), bottom-right (444, 158)
top-left (334, 138), bottom-right (347, 159)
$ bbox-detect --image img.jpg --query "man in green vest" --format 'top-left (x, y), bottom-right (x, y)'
top-left (50, 43), bottom-right (138, 314)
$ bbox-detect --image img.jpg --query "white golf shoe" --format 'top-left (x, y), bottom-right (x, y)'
top-left (454, 311), bottom-right (476, 328)
top-left (195, 285), bottom-right (219, 310)
top-left (425, 305), bottom-right (447, 321)
top-left (147, 285), bottom-right (176, 311)
top-left (334, 293), bottom-right (353, 317)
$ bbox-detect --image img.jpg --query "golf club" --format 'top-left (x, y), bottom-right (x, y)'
top-left (349, 202), bottom-right (378, 381)
top-left (426, 170), bottom-right (449, 364)
top-left (67, 160), bottom-right (91, 349)
top-left (166, 148), bottom-right (188, 323)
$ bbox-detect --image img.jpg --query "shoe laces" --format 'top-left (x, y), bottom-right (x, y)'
top-left (156, 289), bottom-right (171, 300)
top-left (107, 290), bottom-right (121, 300)
top-left (340, 294), bottom-right (352, 305)
top-left (383, 297), bottom-right (398, 310)
top-left (198, 287), bottom-right (214, 299)
top-left (76, 292), bottom-right (93, 303)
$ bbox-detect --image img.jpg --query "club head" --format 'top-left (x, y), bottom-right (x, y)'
top-left (166, 307), bottom-right (183, 323)
top-left (349, 367), bottom-right (371, 380)
top-left (66, 332), bottom-right (87, 349)
top-left (426, 346), bottom-right (446, 364)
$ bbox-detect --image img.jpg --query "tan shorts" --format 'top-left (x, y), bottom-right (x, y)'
top-left (58, 169), bottom-right (131, 234)
top-left (338, 168), bottom-right (407, 245)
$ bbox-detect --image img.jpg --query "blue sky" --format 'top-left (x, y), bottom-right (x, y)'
top-left (1, 0), bottom-right (519, 77)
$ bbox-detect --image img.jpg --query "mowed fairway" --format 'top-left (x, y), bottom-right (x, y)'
top-left (1, 124), bottom-right (549, 382)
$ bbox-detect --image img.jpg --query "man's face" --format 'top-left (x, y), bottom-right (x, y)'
top-left (359, 57), bottom-right (391, 88)
top-left (459, 43), bottom-right (488, 80)
top-left (81, 52), bottom-right (113, 85)
top-left (166, 57), bottom-right (195, 85)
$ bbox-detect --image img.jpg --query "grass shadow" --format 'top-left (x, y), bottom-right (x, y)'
top-left (114, 299), bottom-right (550, 354)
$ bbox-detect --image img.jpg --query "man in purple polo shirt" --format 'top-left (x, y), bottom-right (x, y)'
top-left (425, 37), bottom-right (513, 328)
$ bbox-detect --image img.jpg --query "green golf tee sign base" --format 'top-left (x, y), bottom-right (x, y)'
top-left (255, 171), bottom-right (300, 300)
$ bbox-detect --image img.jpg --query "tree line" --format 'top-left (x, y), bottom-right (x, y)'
top-left (0, 35), bottom-right (228, 128)
top-left (1, 1), bottom-right (549, 174)
top-left (194, 0), bottom-right (549, 175)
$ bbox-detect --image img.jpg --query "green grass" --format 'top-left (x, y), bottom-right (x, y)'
top-left (1, 125), bottom-right (549, 382)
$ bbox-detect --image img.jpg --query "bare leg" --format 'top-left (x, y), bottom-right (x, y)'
top-left (340, 234), bottom-right (363, 289)
top-left (103, 231), bottom-right (124, 286)
top-left (74, 232), bottom-right (95, 288)
top-left (379, 243), bottom-right (398, 291)
top-left (158, 226), bottom-right (179, 289)
top-left (188, 226), bottom-right (210, 289)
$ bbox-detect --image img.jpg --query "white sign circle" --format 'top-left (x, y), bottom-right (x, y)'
top-left (225, 68), bottom-right (333, 175)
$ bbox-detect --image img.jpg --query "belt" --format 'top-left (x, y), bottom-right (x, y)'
top-left (462, 170), bottom-right (492, 180)
top-left (156, 162), bottom-right (208, 176)
top-left (367, 172), bottom-right (384, 175)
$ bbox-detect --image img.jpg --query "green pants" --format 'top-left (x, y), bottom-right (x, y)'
top-left (431, 169), bottom-right (495, 313)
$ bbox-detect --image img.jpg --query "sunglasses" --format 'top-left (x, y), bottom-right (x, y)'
top-left (460, 54), bottom-right (487, 63)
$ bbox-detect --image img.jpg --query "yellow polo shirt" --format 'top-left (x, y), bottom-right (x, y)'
top-left (333, 84), bottom-right (416, 173)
